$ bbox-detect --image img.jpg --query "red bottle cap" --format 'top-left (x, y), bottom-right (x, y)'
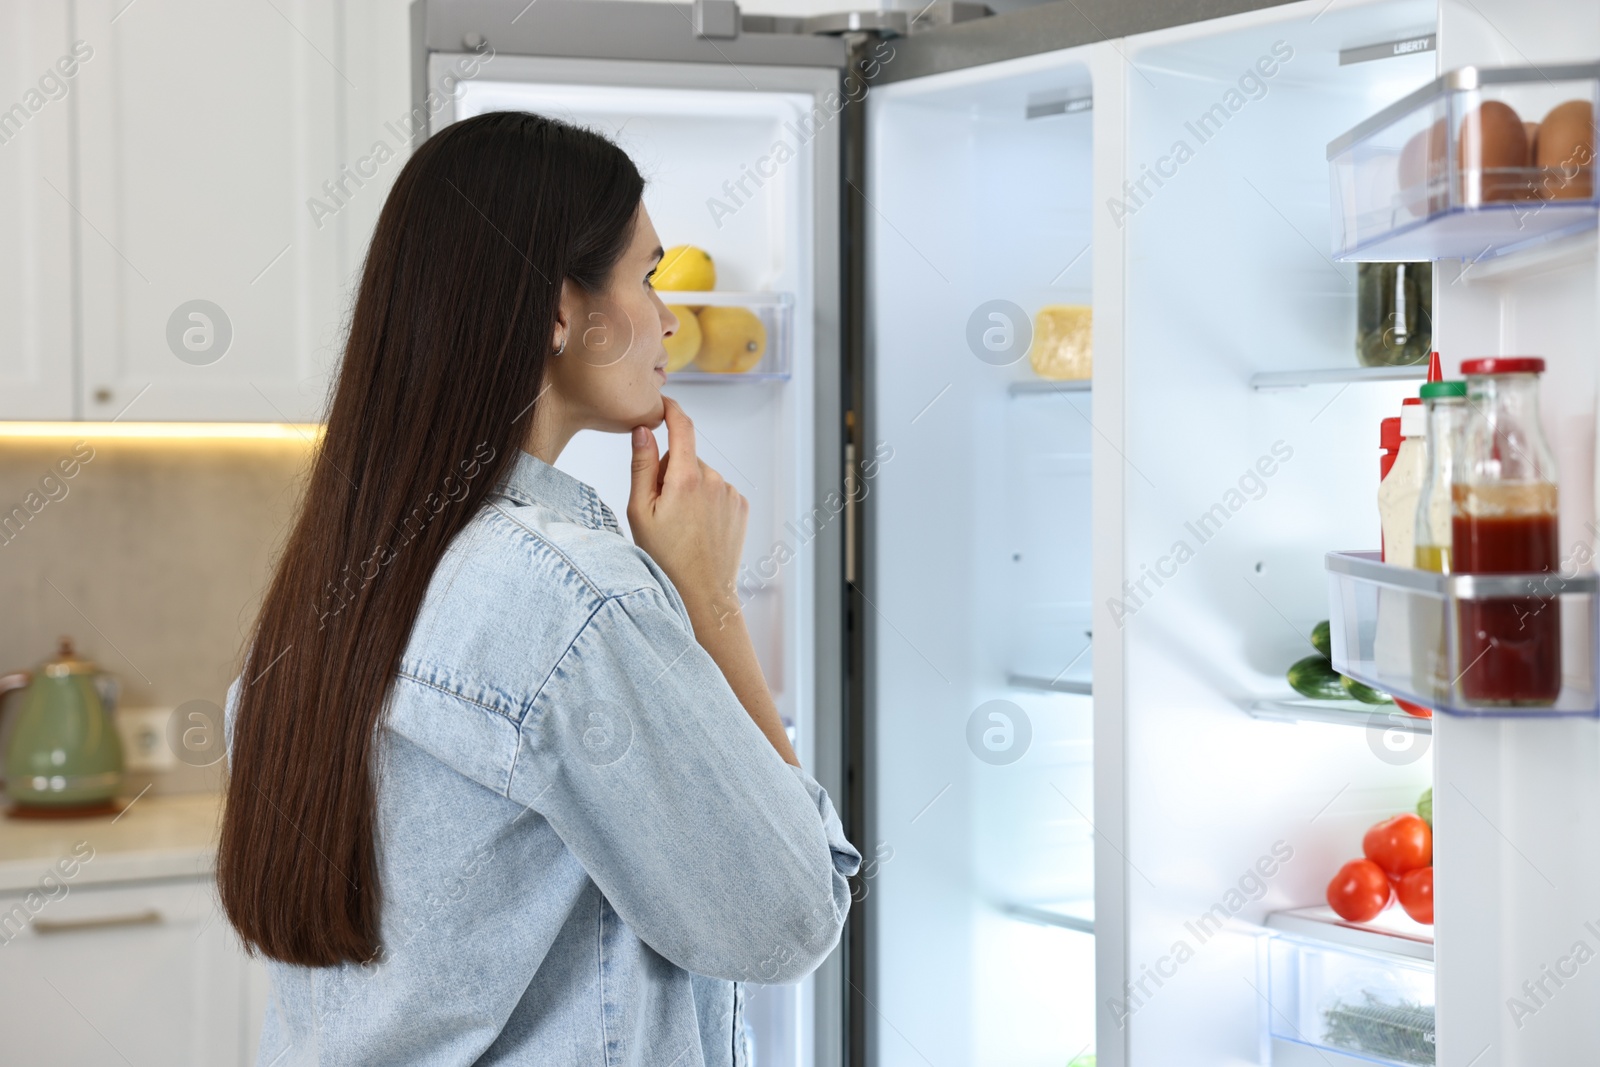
top-left (1402, 397), bottom-right (1422, 405)
top-left (1427, 350), bottom-right (1442, 382)
top-left (1460, 357), bottom-right (1545, 375)
top-left (1381, 416), bottom-right (1401, 450)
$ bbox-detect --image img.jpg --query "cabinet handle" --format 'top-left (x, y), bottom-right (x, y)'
top-left (32, 910), bottom-right (162, 935)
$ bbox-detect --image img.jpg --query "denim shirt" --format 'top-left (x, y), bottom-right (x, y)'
top-left (225, 450), bottom-right (861, 1066)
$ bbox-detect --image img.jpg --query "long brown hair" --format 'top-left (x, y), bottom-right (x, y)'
top-left (219, 112), bottom-right (643, 966)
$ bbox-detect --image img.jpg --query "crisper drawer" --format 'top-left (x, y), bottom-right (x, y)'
top-left (1325, 550), bottom-right (1600, 717)
top-left (0, 876), bottom-right (255, 1066)
top-left (1267, 908), bottom-right (1435, 1067)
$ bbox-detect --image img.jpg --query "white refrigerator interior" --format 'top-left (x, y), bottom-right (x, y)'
top-left (866, 50), bottom-right (1097, 1067)
top-left (1117, 4), bottom-right (1441, 1064)
top-left (450, 73), bottom-right (823, 1067)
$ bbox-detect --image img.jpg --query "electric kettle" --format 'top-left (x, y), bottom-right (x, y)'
top-left (0, 638), bottom-right (124, 814)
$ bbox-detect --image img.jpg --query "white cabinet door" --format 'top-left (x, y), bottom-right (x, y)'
top-left (0, 3), bottom-right (76, 420)
top-left (0, 876), bottom-right (259, 1065)
top-left (74, 0), bottom-right (347, 422)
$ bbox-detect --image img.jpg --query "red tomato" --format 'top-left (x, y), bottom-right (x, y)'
top-left (1395, 698), bottom-right (1432, 719)
top-left (1398, 867), bottom-right (1433, 924)
top-left (1327, 858), bottom-right (1393, 922)
top-left (1363, 813), bottom-right (1432, 878)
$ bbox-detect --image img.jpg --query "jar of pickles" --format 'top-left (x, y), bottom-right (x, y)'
top-left (1357, 263), bottom-right (1432, 367)
top-left (1452, 357), bottom-right (1560, 706)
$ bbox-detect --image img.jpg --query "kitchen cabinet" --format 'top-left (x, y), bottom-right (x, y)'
top-left (0, 2), bottom-right (77, 420)
top-left (0, 0), bottom-right (457, 424)
top-left (0, 876), bottom-right (262, 1065)
top-left (72, 0), bottom-right (351, 423)
top-left (0, 794), bottom-right (266, 1063)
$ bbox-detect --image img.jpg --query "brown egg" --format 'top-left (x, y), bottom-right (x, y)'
top-left (1524, 121), bottom-right (1541, 159)
top-left (1458, 100), bottom-right (1530, 202)
top-left (1534, 99), bottom-right (1595, 200)
top-left (1398, 119), bottom-right (1448, 216)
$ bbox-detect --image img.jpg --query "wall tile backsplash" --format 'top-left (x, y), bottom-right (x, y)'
top-left (0, 436), bottom-right (314, 793)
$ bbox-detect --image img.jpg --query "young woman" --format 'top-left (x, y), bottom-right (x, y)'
top-left (219, 111), bottom-right (859, 1066)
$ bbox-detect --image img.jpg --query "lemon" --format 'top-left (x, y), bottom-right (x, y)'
top-left (652, 245), bottom-right (715, 292)
top-left (662, 306), bottom-right (701, 372)
top-left (1028, 304), bottom-right (1092, 380)
top-left (695, 307), bottom-right (766, 374)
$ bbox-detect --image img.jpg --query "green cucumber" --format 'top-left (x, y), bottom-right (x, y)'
top-left (1341, 675), bottom-right (1395, 705)
top-left (1288, 655), bottom-right (1345, 700)
top-left (1312, 620), bottom-right (1332, 660)
top-left (1418, 787), bottom-right (1432, 828)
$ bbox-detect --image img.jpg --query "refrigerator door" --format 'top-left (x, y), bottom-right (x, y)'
top-left (413, 4), bottom-right (847, 1066)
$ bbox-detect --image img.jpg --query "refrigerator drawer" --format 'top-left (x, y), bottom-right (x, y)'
top-left (1266, 908), bottom-right (1435, 1067)
top-left (1327, 63), bottom-right (1600, 262)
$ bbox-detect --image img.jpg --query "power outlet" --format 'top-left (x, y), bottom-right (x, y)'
top-left (117, 706), bottom-right (177, 773)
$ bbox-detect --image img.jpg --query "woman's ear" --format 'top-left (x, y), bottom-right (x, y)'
top-left (552, 280), bottom-right (575, 356)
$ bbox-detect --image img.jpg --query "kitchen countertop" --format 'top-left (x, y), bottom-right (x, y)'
top-left (0, 791), bottom-right (221, 894)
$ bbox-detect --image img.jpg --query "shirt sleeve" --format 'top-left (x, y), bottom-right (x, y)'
top-left (507, 586), bottom-right (861, 984)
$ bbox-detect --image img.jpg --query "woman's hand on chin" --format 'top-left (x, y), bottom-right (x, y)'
top-left (626, 397), bottom-right (747, 615)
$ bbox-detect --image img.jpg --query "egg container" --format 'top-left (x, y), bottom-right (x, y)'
top-left (1328, 64), bottom-right (1600, 262)
top-left (658, 291), bottom-right (794, 383)
top-left (1324, 550), bottom-right (1600, 718)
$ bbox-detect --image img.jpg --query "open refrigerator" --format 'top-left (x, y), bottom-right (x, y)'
top-left (414, 0), bottom-right (1600, 1064)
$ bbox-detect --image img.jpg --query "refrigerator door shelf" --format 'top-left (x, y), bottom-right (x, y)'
top-left (1325, 549), bottom-right (1600, 718)
top-left (1266, 908), bottom-right (1435, 1067)
top-left (1328, 63), bottom-right (1600, 262)
top-left (659, 291), bottom-right (794, 382)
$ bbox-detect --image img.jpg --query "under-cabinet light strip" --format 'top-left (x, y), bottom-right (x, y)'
top-left (0, 422), bottom-right (324, 441)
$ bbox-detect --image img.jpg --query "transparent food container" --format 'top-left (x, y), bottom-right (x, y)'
top-left (1326, 550), bottom-right (1599, 717)
top-left (1328, 64), bottom-right (1600, 261)
top-left (1267, 907), bottom-right (1435, 1067)
top-left (658, 292), bottom-right (793, 383)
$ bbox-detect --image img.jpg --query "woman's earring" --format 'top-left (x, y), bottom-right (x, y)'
top-left (554, 334), bottom-right (567, 356)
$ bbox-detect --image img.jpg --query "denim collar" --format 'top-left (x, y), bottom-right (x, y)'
top-left (494, 450), bottom-right (619, 534)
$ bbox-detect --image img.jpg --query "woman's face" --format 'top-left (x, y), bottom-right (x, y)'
top-left (545, 205), bottom-right (678, 434)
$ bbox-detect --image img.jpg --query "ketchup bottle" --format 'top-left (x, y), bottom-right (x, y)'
top-left (1453, 357), bottom-right (1560, 706)
top-left (1379, 417), bottom-right (1401, 559)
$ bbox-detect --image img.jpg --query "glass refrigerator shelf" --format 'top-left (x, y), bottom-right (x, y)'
top-left (1245, 697), bottom-right (1431, 734)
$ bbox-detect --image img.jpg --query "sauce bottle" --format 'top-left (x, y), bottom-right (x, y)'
top-left (1411, 380), bottom-right (1467, 702)
top-left (1453, 357), bottom-right (1560, 706)
top-left (1414, 381), bottom-right (1467, 573)
top-left (1379, 417), bottom-right (1401, 560)
top-left (1375, 401), bottom-right (1426, 702)
top-left (1378, 398), bottom-right (1427, 567)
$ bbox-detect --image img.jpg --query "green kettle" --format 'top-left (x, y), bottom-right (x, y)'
top-left (0, 638), bottom-right (124, 813)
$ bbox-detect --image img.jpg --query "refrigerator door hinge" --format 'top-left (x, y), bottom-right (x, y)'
top-left (742, 2), bottom-right (990, 39)
top-left (693, 0), bottom-right (740, 40)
